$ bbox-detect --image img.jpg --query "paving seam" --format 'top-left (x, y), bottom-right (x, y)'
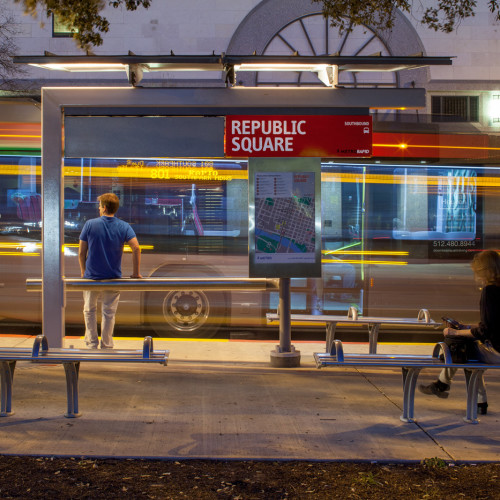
top-left (355, 367), bottom-right (457, 461)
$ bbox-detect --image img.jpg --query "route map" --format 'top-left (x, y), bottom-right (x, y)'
top-left (254, 171), bottom-right (316, 264)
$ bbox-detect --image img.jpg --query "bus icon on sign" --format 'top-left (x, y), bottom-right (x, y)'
top-left (363, 127), bottom-right (370, 134)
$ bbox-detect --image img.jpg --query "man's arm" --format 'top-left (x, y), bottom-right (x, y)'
top-left (127, 237), bottom-right (142, 278)
top-left (78, 240), bottom-right (88, 278)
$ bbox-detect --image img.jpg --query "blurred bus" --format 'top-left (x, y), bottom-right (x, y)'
top-left (0, 116), bottom-right (499, 337)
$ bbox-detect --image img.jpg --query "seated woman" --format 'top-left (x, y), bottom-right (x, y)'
top-left (419, 250), bottom-right (500, 415)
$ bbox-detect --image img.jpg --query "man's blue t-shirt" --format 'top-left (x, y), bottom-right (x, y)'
top-left (79, 216), bottom-right (136, 279)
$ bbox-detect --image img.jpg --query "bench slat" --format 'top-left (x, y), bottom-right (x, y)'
top-left (266, 310), bottom-right (440, 354)
top-left (314, 340), bottom-right (494, 424)
top-left (0, 335), bottom-right (169, 418)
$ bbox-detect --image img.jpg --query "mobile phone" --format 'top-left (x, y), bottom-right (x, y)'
top-left (441, 316), bottom-right (462, 329)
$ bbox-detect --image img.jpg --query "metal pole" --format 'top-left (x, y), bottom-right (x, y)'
top-left (26, 277), bottom-right (280, 292)
top-left (42, 89), bottom-right (65, 348)
top-left (270, 277), bottom-right (300, 367)
top-left (279, 277), bottom-right (291, 352)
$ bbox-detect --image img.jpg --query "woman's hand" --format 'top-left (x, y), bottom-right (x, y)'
top-left (444, 327), bottom-right (473, 338)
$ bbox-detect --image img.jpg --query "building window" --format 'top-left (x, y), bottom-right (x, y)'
top-left (52, 13), bottom-right (77, 38)
top-left (491, 95), bottom-right (500, 124)
top-left (431, 96), bottom-right (479, 122)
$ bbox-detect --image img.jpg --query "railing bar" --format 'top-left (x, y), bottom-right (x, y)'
top-left (26, 277), bottom-right (280, 292)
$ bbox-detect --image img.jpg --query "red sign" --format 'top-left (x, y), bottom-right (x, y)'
top-left (225, 115), bottom-right (372, 158)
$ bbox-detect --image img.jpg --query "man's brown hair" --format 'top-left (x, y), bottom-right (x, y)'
top-left (98, 193), bottom-right (120, 215)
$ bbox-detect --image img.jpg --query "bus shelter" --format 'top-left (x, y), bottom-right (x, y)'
top-left (18, 54), bottom-right (452, 360)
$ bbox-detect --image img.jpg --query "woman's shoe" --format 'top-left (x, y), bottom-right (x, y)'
top-left (478, 402), bottom-right (488, 415)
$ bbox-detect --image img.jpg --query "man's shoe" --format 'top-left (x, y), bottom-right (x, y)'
top-left (478, 402), bottom-right (488, 415)
top-left (418, 381), bottom-right (450, 399)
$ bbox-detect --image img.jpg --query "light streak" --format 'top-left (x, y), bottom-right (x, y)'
top-left (322, 259), bottom-right (408, 266)
top-left (0, 134), bottom-right (41, 139)
top-left (64, 243), bottom-right (154, 251)
top-left (0, 251), bottom-right (39, 256)
top-left (324, 250), bottom-right (409, 256)
top-left (321, 172), bottom-right (500, 188)
top-left (374, 143), bottom-right (500, 151)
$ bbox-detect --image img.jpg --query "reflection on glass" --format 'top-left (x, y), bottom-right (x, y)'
top-left (0, 153), bottom-right (498, 334)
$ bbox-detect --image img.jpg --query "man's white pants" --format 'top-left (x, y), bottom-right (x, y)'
top-left (83, 290), bottom-right (120, 348)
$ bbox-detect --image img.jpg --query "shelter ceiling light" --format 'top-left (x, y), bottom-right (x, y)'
top-left (14, 53), bottom-right (453, 87)
top-left (29, 63), bottom-right (127, 72)
top-left (233, 63), bottom-right (338, 86)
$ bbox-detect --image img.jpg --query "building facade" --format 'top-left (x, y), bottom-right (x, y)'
top-left (1, 0), bottom-right (500, 133)
top-left (1, 0), bottom-right (500, 335)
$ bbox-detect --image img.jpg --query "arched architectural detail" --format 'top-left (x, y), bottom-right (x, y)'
top-left (227, 0), bottom-right (428, 88)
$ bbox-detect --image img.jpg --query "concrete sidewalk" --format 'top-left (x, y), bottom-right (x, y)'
top-left (0, 335), bottom-right (499, 462)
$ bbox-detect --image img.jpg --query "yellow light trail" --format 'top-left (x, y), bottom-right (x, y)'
top-left (0, 252), bottom-right (40, 256)
top-left (320, 172), bottom-right (500, 188)
top-left (0, 242), bottom-right (40, 248)
top-left (0, 134), bottom-right (41, 139)
top-left (374, 143), bottom-right (500, 151)
top-left (1, 163), bottom-right (500, 189)
top-left (0, 164), bottom-right (247, 181)
top-left (324, 250), bottom-right (409, 256)
top-left (64, 243), bottom-right (154, 251)
top-left (322, 259), bottom-right (408, 266)
top-left (0, 243), bottom-right (154, 251)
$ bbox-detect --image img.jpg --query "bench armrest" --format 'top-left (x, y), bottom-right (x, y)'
top-left (143, 336), bottom-right (153, 359)
top-left (433, 341), bottom-right (452, 364)
top-left (418, 308), bottom-right (430, 323)
top-left (330, 339), bottom-right (345, 361)
top-left (31, 335), bottom-right (48, 358)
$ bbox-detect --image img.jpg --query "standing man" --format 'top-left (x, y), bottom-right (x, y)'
top-left (78, 193), bottom-right (142, 349)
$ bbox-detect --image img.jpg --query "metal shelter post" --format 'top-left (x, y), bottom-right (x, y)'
top-left (42, 89), bottom-right (65, 347)
top-left (38, 86), bottom-right (426, 351)
top-left (270, 278), bottom-right (300, 367)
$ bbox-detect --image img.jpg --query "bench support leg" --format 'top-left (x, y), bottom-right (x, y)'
top-left (400, 366), bottom-right (422, 423)
top-left (368, 324), bottom-right (381, 354)
top-left (326, 322), bottom-right (338, 354)
top-left (63, 362), bottom-right (82, 418)
top-left (0, 361), bottom-right (16, 417)
top-left (463, 368), bottom-right (485, 424)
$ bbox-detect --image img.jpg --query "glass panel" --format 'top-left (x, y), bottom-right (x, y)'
top-left (52, 13), bottom-right (78, 37)
top-left (0, 151), bottom-right (499, 334)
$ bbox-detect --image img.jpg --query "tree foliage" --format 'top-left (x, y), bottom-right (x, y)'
top-left (314, 0), bottom-right (500, 34)
top-left (14, 0), bottom-right (151, 49)
top-left (0, 1), bottom-right (26, 90)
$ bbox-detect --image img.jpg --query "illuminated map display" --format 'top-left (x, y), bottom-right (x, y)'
top-left (254, 171), bottom-right (316, 264)
top-left (249, 157), bottom-right (321, 278)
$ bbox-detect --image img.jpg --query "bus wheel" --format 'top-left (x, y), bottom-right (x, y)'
top-left (144, 266), bottom-right (228, 338)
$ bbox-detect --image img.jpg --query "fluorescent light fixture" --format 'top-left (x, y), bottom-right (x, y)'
top-left (29, 62), bottom-right (127, 72)
top-left (234, 63), bottom-right (330, 71)
top-left (233, 63), bottom-right (338, 87)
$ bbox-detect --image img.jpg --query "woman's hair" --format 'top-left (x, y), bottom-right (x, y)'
top-left (98, 193), bottom-right (120, 215)
top-left (471, 250), bottom-right (500, 285)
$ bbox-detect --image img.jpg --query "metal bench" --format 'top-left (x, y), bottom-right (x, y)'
top-left (0, 335), bottom-right (169, 418)
top-left (267, 307), bottom-right (440, 354)
top-left (314, 340), bottom-right (499, 424)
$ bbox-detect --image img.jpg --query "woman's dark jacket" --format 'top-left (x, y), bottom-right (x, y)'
top-left (471, 284), bottom-right (500, 351)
